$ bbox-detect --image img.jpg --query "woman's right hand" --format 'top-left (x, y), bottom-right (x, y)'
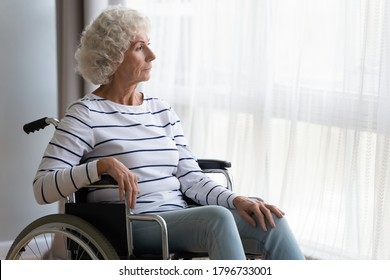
top-left (96, 157), bottom-right (139, 208)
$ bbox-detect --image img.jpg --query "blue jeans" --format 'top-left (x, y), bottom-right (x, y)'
top-left (132, 205), bottom-right (305, 260)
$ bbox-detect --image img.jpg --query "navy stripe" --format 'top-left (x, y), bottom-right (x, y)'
top-left (151, 108), bottom-right (170, 115)
top-left (81, 98), bottom-right (104, 102)
top-left (70, 167), bottom-right (78, 190)
top-left (205, 185), bottom-right (223, 204)
top-left (200, 180), bottom-right (213, 188)
top-left (95, 135), bottom-right (166, 147)
top-left (67, 102), bottom-right (89, 111)
top-left (56, 128), bottom-right (93, 150)
top-left (89, 108), bottom-right (121, 115)
top-left (139, 210), bottom-right (175, 214)
top-left (129, 164), bottom-right (177, 170)
top-left (176, 144), bottom-right (188, 148)
top-left (216, 189), bottom-right (228, 206)
top-left (34, 170), bottom-right (55, 184)
top-left (64, 114), bottom-right (91, 128)
top-left (194, 194), bottom-right (200, 204)
top-left (42, 156), bottom-right (74, 167)
top-left (37, 168), bottom-right (56, 172)
top-left (144, 97), bottom-right (159, 101)
top-left (145, 121), bottom-right (180, 129)
top-left (41, 180), bottom-right (49, 204)
top-left (183, 185), bottom-right (193, 196)
top-left (84, 148), bottom-right (177, 162)
top-left (92, 123), bottom-right (142, 129)
top-left (177, 170), bottom-right (203, 179)
top-left (160, 204), bottom-right (185, 208)
top-left (226, 193), bottom-right (234, 208)
top-left (88, 108), bottom-right (170, 117)
top-left (49, 142), bottom-right (82, 158)
top-left (54, 171), bottom-right (66, 198)
top-left (86, 163), bottom-right (92, 184)
top-left (99, 109), bottom-right (150, 116)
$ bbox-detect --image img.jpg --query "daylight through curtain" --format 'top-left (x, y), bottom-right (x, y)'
top-left (125, 0), bottom-right (390, 259)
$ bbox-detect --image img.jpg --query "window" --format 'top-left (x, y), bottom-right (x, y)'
top-left (125, 0), bottom-right (390, 259)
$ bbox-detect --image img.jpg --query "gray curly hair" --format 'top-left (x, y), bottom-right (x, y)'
top-left (75, 5), bottom-right (151, 85)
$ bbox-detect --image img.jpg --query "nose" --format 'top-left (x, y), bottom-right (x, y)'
top-left (146, 45), bottom-right (156, 62)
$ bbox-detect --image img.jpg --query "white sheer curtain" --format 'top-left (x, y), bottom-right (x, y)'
top-left (123, 0), bottom-right (390, 259)
top-left (269, 0), bottom-right (390, 259)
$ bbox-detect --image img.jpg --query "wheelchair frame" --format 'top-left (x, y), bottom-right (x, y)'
top-left (6, 117), bottom-right (233, 260)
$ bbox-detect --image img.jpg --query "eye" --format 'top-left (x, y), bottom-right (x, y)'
top-left (135, 44), bottom-right (143, 51)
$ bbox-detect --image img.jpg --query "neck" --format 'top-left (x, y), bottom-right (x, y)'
top-left (93, 82), bottom-right (143, 106)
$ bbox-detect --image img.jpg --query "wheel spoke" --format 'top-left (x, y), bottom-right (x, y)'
top-left (6, 214), bottom-right (119, 260)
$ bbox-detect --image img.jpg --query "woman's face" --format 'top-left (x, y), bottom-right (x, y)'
top-left (115, 32), bottom-right (156, 85)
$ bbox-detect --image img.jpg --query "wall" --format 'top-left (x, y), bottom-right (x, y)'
top-left (0, 0), bottom-right (58, 258)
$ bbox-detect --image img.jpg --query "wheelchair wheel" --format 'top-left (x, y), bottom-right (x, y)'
top-left (6, 214), bottom-right (119, 260)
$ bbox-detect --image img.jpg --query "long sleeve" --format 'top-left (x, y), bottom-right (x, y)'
top-left (169, 109), bottom-right (239, 209)
top-left (33, 102), bottom-right (100, 204)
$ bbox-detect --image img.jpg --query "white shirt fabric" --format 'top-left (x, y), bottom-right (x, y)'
top-left (33, 93), bottom-right (238, 214)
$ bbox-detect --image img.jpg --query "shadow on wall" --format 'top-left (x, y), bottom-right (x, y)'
top-left (0, 0), bottom-right (59, 258)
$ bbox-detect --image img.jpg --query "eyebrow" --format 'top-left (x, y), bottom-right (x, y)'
top-left (133, 38), bottom-right (150, 44)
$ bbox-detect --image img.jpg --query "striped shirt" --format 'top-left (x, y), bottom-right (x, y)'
top-left (33, 93), bottom-right (238, 214)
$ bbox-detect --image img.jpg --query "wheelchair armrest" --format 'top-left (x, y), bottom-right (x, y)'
top-left (198, 159), bottom-right (231, 170)
top-left (93, 174), bottom-right (117, 185)
top-left (71, 176), bottom-right (118, 203)
top-left (197, 159), bottom-right (233, 191)
top-left (69, 179), bottom-right (170, 259)
top-left (93, 159), bottom-right (231, 185)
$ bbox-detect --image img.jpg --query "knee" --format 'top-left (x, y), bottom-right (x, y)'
top-left (206, 206), bottom-right (235, 221)
top-left (264, 213), bottom-right (296, 243)
top-left (271, 213), bottom-right (290, 231)
top-left (196, 206), bottom-right (236, 229)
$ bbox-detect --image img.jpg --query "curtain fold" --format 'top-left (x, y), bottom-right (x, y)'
top-left (55, 0), bottom-right (390, 259)
top-left (56, 0), bottom-right (83, 118)
top-left (125, 0), bottom-right (390, 259)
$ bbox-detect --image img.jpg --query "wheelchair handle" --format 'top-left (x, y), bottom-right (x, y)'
top-left (23, 117), bottom-right (59, 134)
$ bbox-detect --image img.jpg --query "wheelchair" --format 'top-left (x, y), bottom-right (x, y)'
top-left (6, 117), bottom-right (235, 260)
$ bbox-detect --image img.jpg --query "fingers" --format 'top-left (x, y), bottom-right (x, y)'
top-left (266, 204), bottom-right (285, 218)
top-left (252, 205), bottom-right (270, 231)
top-left (100, 158), bottom-right (139, 209)
top-left (258, 203), bottom-right (275, 230)
top-left (244, 200), bottom-right (285, 231)
top-left (129, 175), bottom-right (139, 208)
top-left (239, 209), bottom-right (257, 228)
top-left (118, 173), bottom-right (139, 208)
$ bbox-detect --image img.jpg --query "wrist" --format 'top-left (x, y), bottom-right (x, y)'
top-left (97, 158), bottom-right (112, 175)
top-left (233, 196), bottom-right (247, 208)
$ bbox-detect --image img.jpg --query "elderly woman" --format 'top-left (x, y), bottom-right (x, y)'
top-left (34, 5), bottom-right (304, 260)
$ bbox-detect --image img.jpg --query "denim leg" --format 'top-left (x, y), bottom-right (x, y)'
top-left (230, 209), bottom-right (305, 260)
top-left (132, 205), bottom-right (246, 260)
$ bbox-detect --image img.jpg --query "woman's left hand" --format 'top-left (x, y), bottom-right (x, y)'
top-left (233, 196), bottom-right (285, 231)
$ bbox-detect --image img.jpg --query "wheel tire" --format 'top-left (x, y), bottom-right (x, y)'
top-left (6, 214), bottom-right (119, 260)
